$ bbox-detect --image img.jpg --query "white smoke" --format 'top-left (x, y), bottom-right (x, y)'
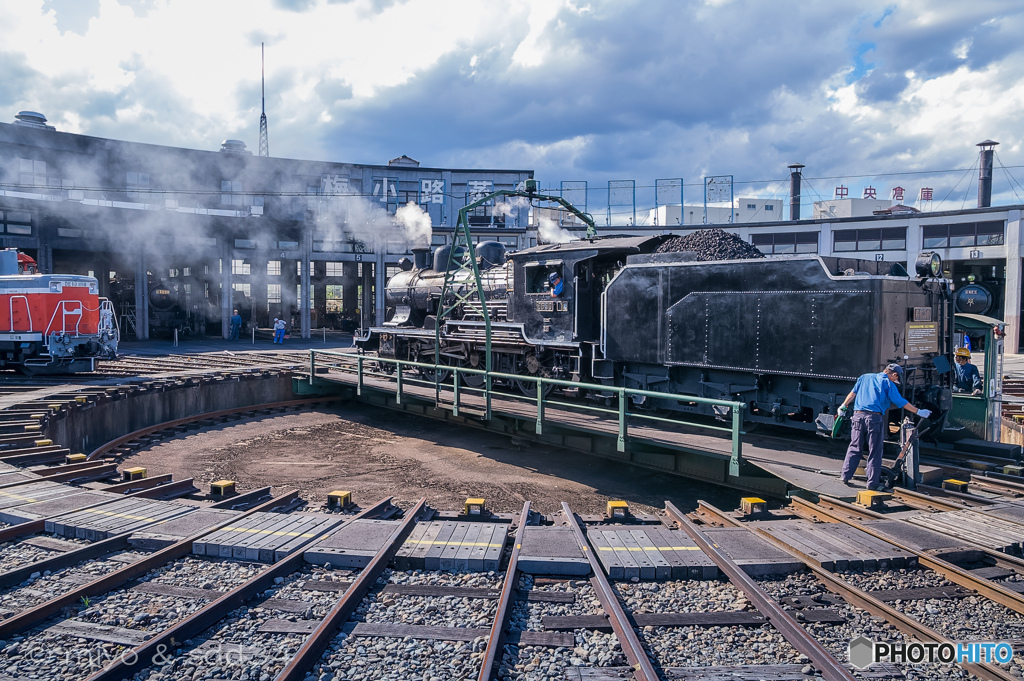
top-left (493, 195), bottom-right (531, 222)
top-left (537, 216), bottom-right (578, 244)
top-left (395, 201), bottom-right (433, 248)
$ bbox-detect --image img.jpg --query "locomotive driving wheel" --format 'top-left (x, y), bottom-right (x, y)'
top-left (419, 356), bottom-right (451, 383)
top-left (515, 352), bottom-right (554, 398)
top-left (458, 349), bottom-right (487, 389)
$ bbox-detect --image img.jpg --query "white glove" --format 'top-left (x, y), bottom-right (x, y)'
top-left (837, 405), bottom-right (849, 417)
top-left (917, 409), bottom-right (932, 419)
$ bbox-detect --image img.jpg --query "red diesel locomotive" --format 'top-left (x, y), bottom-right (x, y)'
top-left (0, 249), bottom-right (118, 373)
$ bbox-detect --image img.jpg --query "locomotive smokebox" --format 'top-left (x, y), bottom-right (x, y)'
top-left (412, 247), bottom-right (431, 270)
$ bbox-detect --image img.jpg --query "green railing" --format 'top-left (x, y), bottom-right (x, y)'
top-left (309, 349), bottom-right (746, 476)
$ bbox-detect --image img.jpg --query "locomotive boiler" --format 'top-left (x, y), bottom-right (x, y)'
top-left (357, 233), bottom-right (954, 433)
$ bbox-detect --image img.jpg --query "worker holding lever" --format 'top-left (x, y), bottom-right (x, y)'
top-left (837, 363), bottom-right (931, 491)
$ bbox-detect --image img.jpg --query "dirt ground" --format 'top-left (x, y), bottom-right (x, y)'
top-left (122, 403), bottom-right (745, 516)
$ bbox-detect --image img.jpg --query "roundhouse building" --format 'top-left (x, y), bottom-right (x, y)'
top-left (0, 111), bottom-right (532, 340)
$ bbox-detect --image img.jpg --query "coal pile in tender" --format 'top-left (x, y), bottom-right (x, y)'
top-left (655, 229), bottom-right (765, 261)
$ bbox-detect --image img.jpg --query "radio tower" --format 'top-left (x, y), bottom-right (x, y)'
top-left (258, 42), bottom-right (269, 157)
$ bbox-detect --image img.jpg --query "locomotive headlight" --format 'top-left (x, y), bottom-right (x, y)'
top-left (915, 251), bottom-right (942, 278)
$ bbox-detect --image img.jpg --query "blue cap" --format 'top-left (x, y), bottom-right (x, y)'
top-left (885, 363), bottom-right (904, 383)
top-left (548, 272), bottom-right (560, 283)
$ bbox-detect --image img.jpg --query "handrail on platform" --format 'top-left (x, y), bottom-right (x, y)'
top-left (308, 349), bottom-right (746, 476)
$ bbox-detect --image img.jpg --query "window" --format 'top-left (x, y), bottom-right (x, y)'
top-left (234, 239), bottom-right (257, 249)
top-left (746, 203), bottom-right (757, 210)
top-left (267, 283), bottom-right (282, 304)
top-left (764, 204), bottom-right (774, 211)
top-left (222, 180), bottom-right (243, 206)
top-left (922, 221), bottom-right (1004, 249)
top-left (833, 227), bottom-right (906, 252)
top-left (267, 261), bottom-right (281, 276)
top-left (231, 260), bottom-right (251, 275)
top-left (3, 210), bottom-right (32, 235)
top-left (18, 158), bottom-right (46, 187)
top-left (183, 267), bottom-right (191, 277)
top-left (525, 263), bottom-right (561, 294)
top-left (278, 240), bottom-right (299, 250)
top-left (296, 284), bottom-right (314, 308)
top-left (126, 172), bottom-right (151, 201)
top-left (232, 282), bottom-right (251, 297)
top-left (326, 285), bottom-right (344, 312)
top-left (431, 234), bottom-right (448, 247)
top-left (326, 262), bottom-right (344, 277)
top-left (751, 232), bottom-right (818, 255)
top-left (57, 228), bottom-right (83, 238)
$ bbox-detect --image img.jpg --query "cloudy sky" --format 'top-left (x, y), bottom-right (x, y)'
top-left (3, 0), bottom-right (1024, 217)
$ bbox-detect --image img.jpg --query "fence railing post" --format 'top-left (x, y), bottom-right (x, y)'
top-left (535, 379), bottom-right (544, 435)
top-left (453, 370), bottom-right (461, 416)
top-left (618, 388), bottom-right (627, 452)
top-left (357, 355), bottom-right (363, 397)
top-left (485, 372), bottom-right (492, 420)
top-left (396, 360), bottom-right (403, 405)
top-left (730, 402), bottom-right (743, 477)
top-left (309, 351), bottom-right (315, 385)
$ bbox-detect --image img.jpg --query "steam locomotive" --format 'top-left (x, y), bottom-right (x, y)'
top-left (0, 249), bottom-right (118, 373)
top-left (357, 235), bottom-right (954, 434)
top-left (108, 278), bottom-right (250, 338)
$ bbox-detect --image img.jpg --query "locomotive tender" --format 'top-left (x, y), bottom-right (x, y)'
top-left (0, 249), bottom-right (118, 373)
top-left (357, 234), bottom-right (953, 433)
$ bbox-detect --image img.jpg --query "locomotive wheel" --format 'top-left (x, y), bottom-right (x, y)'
top-left (419, 359), bottom-right (451, 384)
top-left (515, 353), bottom-right (553, 398)
top-left (459, 350), bottom-right (487, 389)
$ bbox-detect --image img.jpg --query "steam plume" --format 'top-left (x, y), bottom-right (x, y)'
top-left (537, 216), bottom-right (577, 244)
top-left (395, 201), bottom-right (433, 248)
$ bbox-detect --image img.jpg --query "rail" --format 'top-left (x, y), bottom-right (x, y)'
top-left (694, 500), bottom-right (1020, 681)
top-left (309, 349), bottom-right (746, 475)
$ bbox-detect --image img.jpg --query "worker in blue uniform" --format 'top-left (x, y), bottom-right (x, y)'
top-left (953, 347), bottom-right (983, 396)
top-left (229, 309), bottom-right (241, 341)
top-left (837, 364), bottom-right (932, 490)
top-left (548, 271), bottom-right (564, 298)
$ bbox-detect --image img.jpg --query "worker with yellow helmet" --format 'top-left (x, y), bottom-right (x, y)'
top-left (953, 347), bottom-right (983, 396)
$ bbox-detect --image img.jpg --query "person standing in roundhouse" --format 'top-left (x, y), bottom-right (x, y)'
top-left (837, 364), bottom-right (931, 490)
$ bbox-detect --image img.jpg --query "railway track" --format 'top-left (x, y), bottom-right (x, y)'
top-left (0, 350), bottom-right (310, 394)
top-left (1, 354), bottom-right (1024, 678)
top-left (7, 434), bottom-right (1024, 681)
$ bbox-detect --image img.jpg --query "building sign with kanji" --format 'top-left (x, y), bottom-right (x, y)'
top-left (467, 180), bottom-right (494, 204)
top-left (863, 186), bottom-right (877, 199)
top-left (420, 179), bottom-right (445, 204)
top-left (373, 178), bottom-right (398, 203)
top-left (891, 186), bottom-right (905, 202)
top-left (835, 185), bottom-right (848, 198)
top-left (321, 174), bottom-right (350, 195)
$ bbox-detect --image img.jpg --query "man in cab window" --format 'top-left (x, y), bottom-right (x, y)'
top-left (548, 272), bottom-right (564, 298)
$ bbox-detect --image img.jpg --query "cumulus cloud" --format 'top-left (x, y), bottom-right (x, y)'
top-left (2, 0), bottom-right (1024, 212)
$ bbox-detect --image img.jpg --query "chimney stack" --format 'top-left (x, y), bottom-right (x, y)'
top-left (788, 164), bottom-right (804, 220)
top-left (977, 140), bottom-right (998, 208)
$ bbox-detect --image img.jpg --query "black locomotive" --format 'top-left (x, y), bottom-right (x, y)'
top-left (109, 277), bottom-right (238, 338)
top-left (357, 234), bottom-right (953, 433)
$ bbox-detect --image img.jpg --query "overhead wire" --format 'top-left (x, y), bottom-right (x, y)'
top-left (995, 152), bottom-right (1024, 204)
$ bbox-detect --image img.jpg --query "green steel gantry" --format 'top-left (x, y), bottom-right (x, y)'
top-left (434, 181), bottom-right (597, 418)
